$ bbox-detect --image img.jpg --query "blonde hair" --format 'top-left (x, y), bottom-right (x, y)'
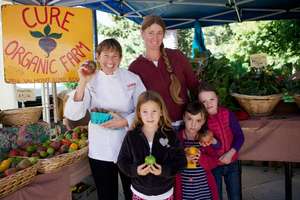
top-left (131, 91), bottom-right (172, 131)
top-left (141, 16), bottom-right (184, 105)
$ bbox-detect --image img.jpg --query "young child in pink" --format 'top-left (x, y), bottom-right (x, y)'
top-left (198, 83), bottom-right (244, 200)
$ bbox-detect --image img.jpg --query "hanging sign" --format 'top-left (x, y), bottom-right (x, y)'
top-left (1, 5), bottom-right (93, 83)
top-left (16, 89), bottom-right (36, 101)
top-left (250, 53), bottom-right (267, 68)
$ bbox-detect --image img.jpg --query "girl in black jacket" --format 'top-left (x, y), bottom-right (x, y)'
top-left (118, 91), bottom-right (186, 200)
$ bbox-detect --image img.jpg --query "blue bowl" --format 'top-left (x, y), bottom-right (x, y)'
top-left (90, 112), bottom-right (113, 124)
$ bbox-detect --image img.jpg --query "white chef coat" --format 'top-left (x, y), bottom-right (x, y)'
top-left (64, 68), bottom-right (146, 162)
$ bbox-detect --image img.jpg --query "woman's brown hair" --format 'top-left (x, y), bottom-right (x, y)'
top-left (141, 15), bottom-right (184, 105)
top-left (96, 38), bottom-right (122, 58)
top-left (131, 90), bottom-right (172, 131)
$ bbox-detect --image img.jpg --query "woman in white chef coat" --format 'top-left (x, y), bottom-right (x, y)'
top-left (64, 38), bottom-right (146, 200)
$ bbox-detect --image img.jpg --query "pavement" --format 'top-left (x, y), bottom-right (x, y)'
top-left (79, 164), bottom-right (300, 200)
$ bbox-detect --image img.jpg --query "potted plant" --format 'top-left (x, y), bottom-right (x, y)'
top-left (230, 65), bottom-right (283, 116)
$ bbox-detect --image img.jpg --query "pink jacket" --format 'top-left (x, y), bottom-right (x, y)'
top-left (174, 130), bottom-right (219, 200)
top-left (207, 107), bottom-right (238, 162)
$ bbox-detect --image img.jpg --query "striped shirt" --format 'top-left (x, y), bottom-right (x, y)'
top-left (182, 140), bottom-right (212, 200)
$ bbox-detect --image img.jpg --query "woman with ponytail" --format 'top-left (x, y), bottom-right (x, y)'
top-left (129, 15), bottom-right (199, 130)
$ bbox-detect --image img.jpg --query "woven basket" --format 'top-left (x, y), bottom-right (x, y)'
top-left (0, 163), bottom-right (38, 198)
top-left (231, 93), bottom-right (282, 116)
top-left (38, 146), bottom-right (88, 174)
top-left (0, 106), bottom-right (42, 126)
top-left (294, 94), bottom-right (300, 108)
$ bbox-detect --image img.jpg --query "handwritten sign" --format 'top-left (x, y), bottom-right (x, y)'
top-left (16, 89), bottom-right (36, 101)
top-left (250, 53), bottom-right (267, 68)
top-left (1, 5), bottom-right (93, 83)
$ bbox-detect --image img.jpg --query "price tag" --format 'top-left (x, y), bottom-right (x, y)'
top-left (250, 53), bottom-right (267, 68)
top-left (16, 89), bottom-right (36, 102)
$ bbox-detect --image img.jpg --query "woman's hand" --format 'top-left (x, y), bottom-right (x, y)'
top-left (101, 118), bottom-right (128, 129)
top-left (219, 148), bottom-right (236, 164)
top-left (137, 163), bottom-right (151, 176)
top-left (149, 164), bottom-right (162, 176)
top-left (78, 65), bottom-right (94, 84)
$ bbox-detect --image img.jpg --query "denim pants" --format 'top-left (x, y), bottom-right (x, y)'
top-left (212, 160), bottom-right (241, 200)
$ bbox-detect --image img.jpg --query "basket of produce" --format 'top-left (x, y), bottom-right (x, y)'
top-left (0, 157), bottom-right (39, 198)
top-left (0, 106), bottom-right (42, 126)
top-left (231, 93), bottom-right (282, 116)
top-left (9, 126), bottom-right (89, 174)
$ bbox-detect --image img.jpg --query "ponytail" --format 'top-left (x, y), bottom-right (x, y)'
top-left (160, 44), bottom-right (184, 105)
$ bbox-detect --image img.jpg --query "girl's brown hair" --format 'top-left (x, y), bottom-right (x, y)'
top-left (131, 90), bottom-right (172, 131)
top-left (197, 82), bottom-right (218, 96)
top-left (96, 38), bottom-right (122, 58)
top-left (141, 16), bottom-right (184, 105)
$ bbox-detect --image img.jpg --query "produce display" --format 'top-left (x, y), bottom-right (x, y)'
top-left (0, 157), bottom-right (38, 178)
top-left (7, 126), bottom-right (88, 159)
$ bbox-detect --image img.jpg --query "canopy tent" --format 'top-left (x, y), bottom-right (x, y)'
top-left (6, 0), bottom-right (300, 29)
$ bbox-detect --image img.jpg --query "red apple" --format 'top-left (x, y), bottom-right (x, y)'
top-left (81, 60), bottom-right (96, 76)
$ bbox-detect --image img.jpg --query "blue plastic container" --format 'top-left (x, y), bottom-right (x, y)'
top-left (90, 112), bottom-right (113, 124)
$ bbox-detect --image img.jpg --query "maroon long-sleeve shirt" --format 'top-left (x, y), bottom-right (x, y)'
top-left (129, 48), bottom-right (199, 121)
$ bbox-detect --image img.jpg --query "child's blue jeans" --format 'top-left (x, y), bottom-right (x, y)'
top-left (212, 160), bottom-right (241, 200)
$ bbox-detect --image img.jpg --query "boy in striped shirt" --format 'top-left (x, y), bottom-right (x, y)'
top-left (175, 102), bottom-right (220, 200)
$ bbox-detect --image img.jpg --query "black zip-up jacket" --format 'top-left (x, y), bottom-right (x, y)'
top-left (117, 126), bottom-right (187, 196)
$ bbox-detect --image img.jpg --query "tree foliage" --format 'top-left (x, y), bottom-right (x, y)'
top-left (98, 15), bottom-right (143, 67)
top-left (177, 29), bottom-right (193, 58)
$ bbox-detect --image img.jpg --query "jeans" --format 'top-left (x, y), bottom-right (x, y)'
top-left (212, 160), bottom-right (241, 200)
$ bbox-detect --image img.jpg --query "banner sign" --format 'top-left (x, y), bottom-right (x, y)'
top-left (1, 5), bottom-right (93, 83)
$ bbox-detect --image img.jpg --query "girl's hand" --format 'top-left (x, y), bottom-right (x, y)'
top-left (149, 163), bottom-right (162, 176)
top-left (137, 163), bottom-right (150, 176)
top-left (101, 118), bottom-right (128, 129)
top-left (219, 149), bottom-right (236, 164)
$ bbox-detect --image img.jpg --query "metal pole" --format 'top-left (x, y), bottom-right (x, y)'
top-left (45, 83), bottom-right (51, 125)
top-left (52, 83), bottom-right (58, 124)
top-left (92, 9), bottom-right (98, 55)
top-left (41, 83), bottom-right (46, 121)
top-left (284, 162), bottom-right (292, 200)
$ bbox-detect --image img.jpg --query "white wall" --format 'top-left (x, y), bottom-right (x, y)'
top-left (0, 1), bottom-right (18, 110)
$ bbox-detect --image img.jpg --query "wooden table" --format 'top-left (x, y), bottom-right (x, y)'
top-left (239, 115), bottom-right (300, 200)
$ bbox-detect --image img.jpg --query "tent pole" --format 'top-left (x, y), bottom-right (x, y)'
top-left (92, 9), bottom-right (98, 55)
top-left (52, 83), bottom-right (58, 124)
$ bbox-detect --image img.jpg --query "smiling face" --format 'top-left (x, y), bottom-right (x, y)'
top-left (96, 49), bottom-right (121, 75)
top-left (198, 91), bottom-right (219, 115)
top-left (139, 100), bottom-right (162, 129)
top-left (183, 112), bottom-right (206, 137)
top-left (141, 23), bottom-right (164, 51)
